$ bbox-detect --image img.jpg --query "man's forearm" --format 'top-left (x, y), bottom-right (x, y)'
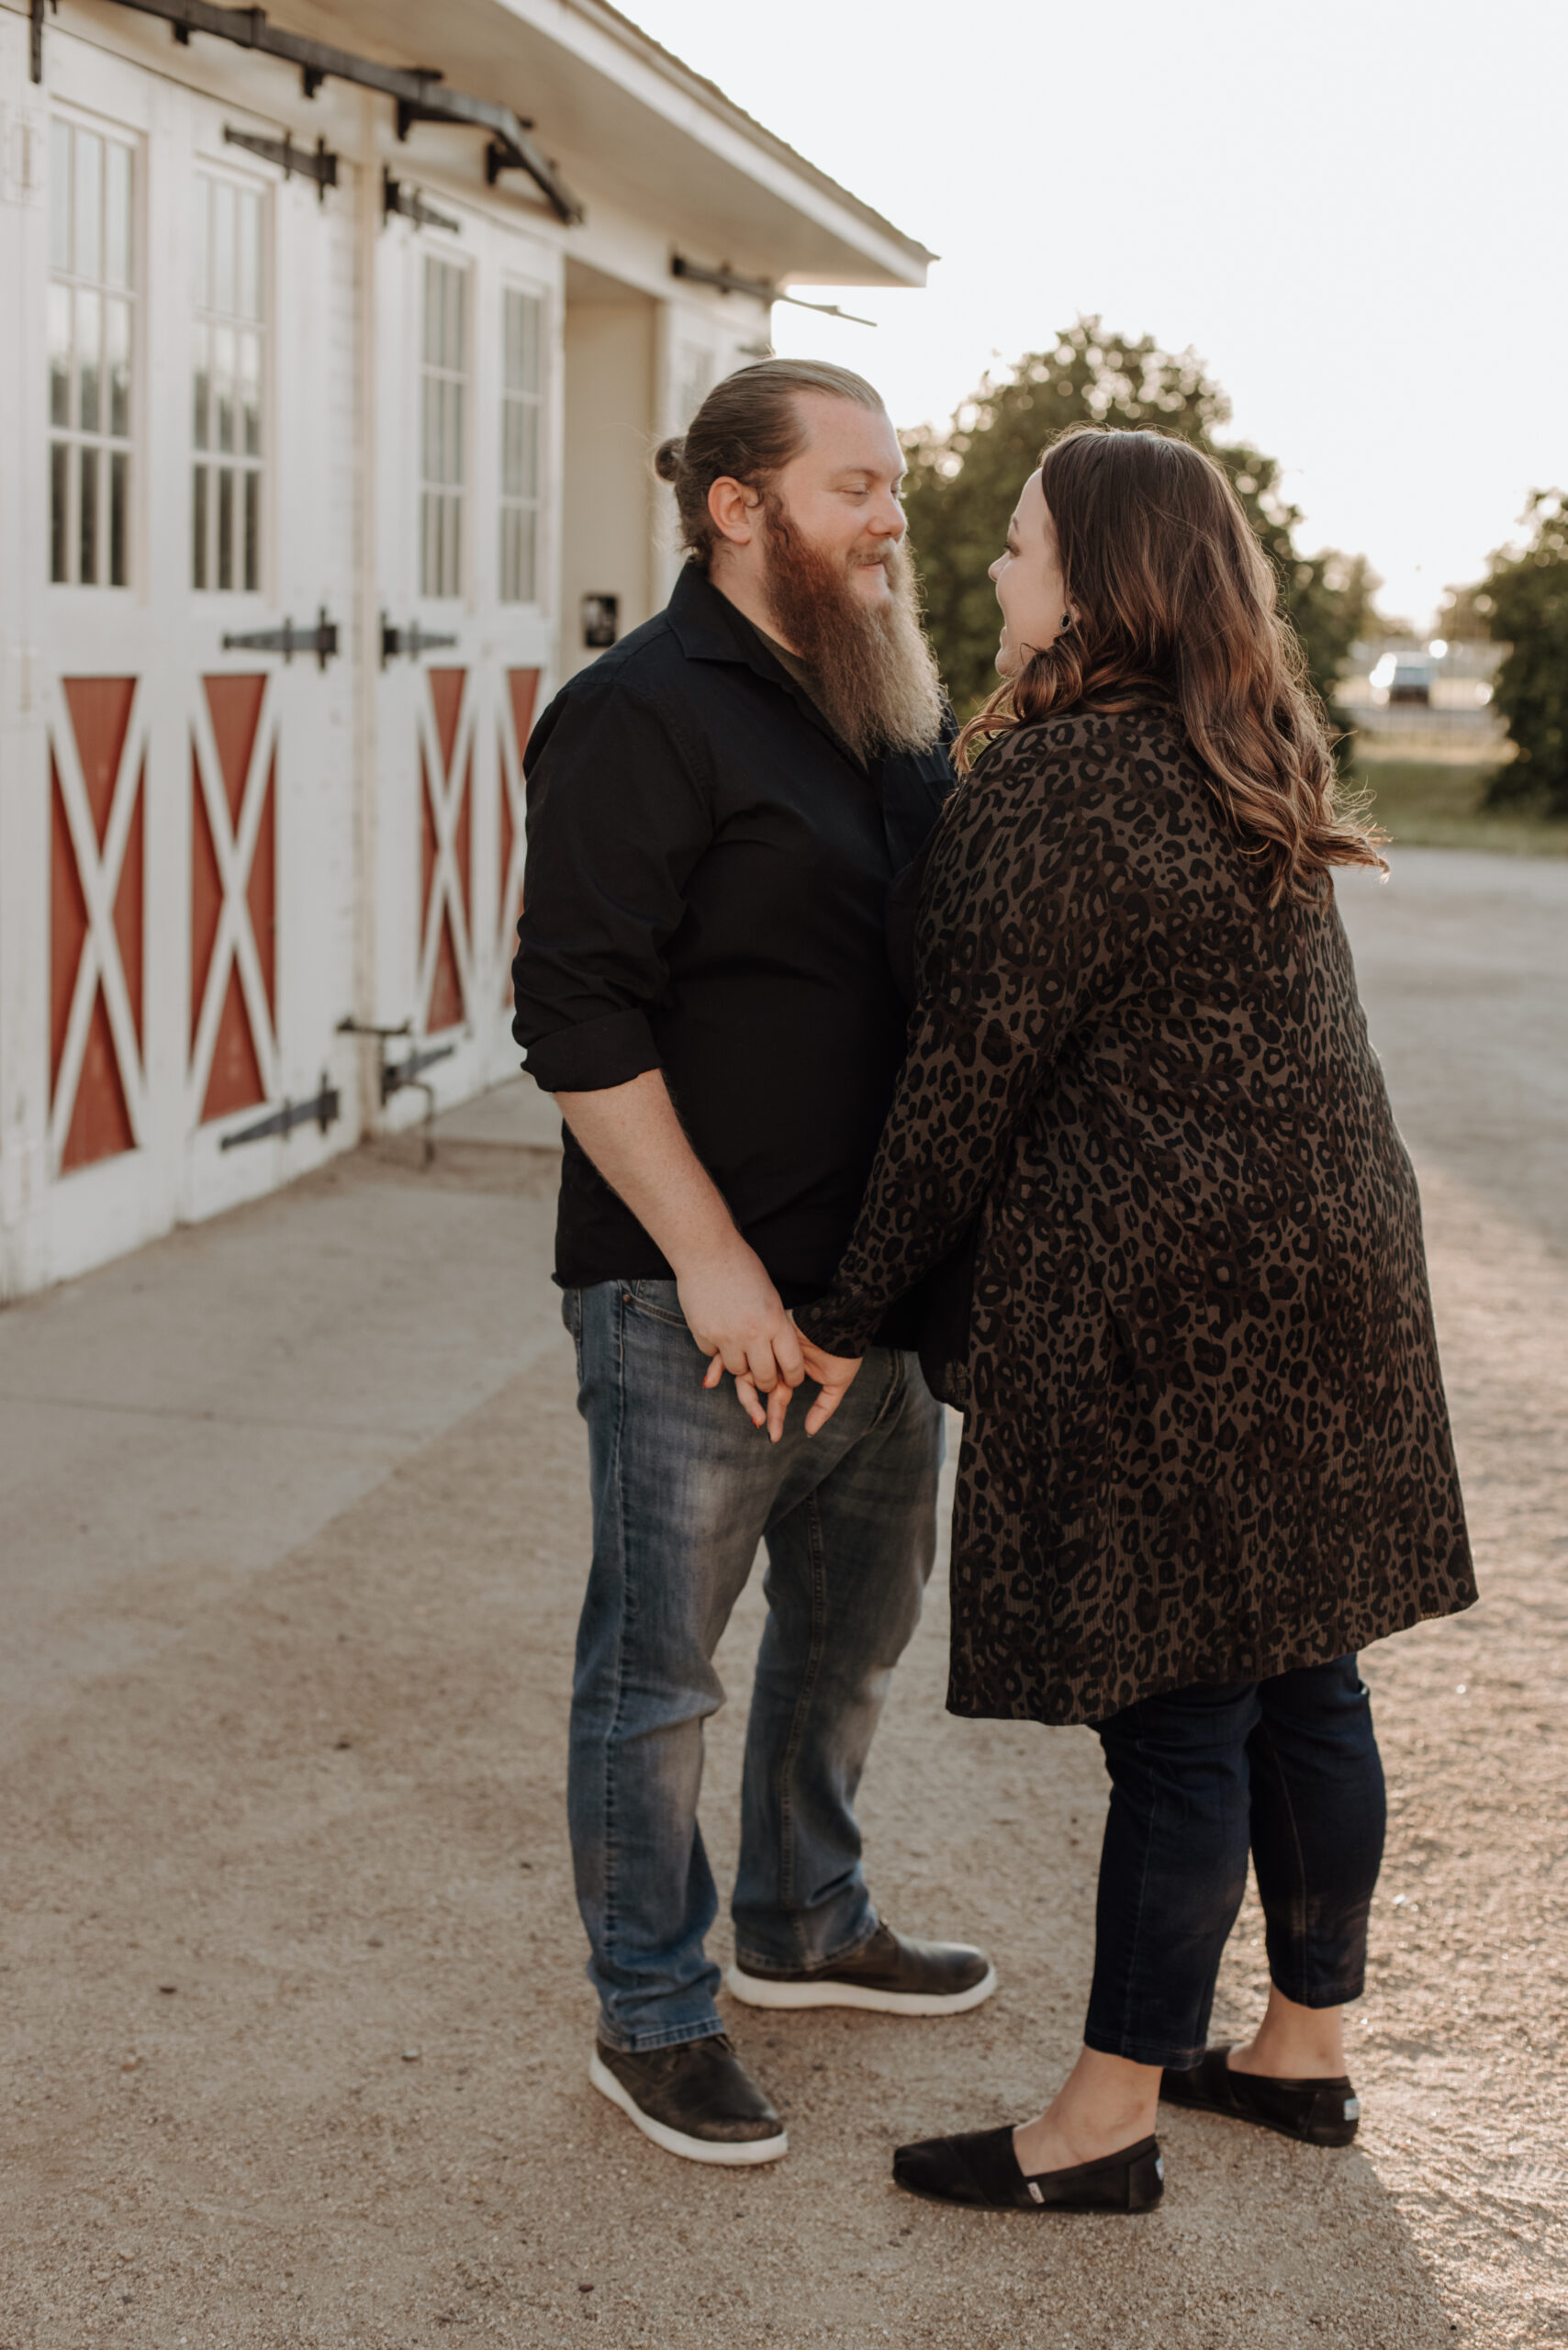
top-left (556, 1070), bottom-right (737, 1275)
top-left (554, 1069), bottom-right (803, 1404)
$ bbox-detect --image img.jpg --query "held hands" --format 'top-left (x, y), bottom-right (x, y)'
top-left (679, 1236), bottom-right (805, 1425)
top-left (722, 1325), bottom-right (864, 1444)
top-left (674, 1232), bottom-right (863, 1442)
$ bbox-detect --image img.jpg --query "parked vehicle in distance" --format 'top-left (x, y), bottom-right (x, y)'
top-left (1371, 650), bottom-right (1433, 707)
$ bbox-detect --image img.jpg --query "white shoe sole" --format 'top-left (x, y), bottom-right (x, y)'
top-left (724, 1960), bottom-right (1000, 2016)
top-left (588, 2051), bottom-right (789, 2166)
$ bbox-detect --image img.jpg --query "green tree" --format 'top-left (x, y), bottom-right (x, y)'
top-left (1479, 492), bottom-right (1568, 817)
top-left (902, 319), bottom-right (1370, 729)
top-left (1433, 577), bottom-right (1495, 643)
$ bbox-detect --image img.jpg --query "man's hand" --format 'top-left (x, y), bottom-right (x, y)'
top-left (555, 1072), bottom-right (804, 1432)
top-left (735, 1323), bottom-right (863, 1441)
top-left (684, 1237), bottom-right (805, 1427)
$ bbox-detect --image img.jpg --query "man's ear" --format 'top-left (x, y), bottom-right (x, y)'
top-left (707, 476), bottom-right (762, 547)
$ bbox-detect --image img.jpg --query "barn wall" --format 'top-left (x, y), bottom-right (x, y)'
top-left (560, 291), bottom-right (658, 682)
top-left (0, 3), bottom-right (778, 1301)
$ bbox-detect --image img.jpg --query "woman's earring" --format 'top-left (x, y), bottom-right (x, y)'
top-left (1060, 611), bottom-right (1073, 632)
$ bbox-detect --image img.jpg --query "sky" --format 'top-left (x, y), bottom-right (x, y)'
top-left (631, 0), bottom-right (1567, 630)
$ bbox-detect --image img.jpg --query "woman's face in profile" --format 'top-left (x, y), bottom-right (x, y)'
top-left (989, 470), bottom-right (1070, 678)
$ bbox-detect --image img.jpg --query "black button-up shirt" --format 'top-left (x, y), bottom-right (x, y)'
top-left (512, 563), bottom-right (956, 1304)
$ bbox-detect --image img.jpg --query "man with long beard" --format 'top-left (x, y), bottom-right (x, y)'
top-left (512, 361), bottom-right (993, 2168)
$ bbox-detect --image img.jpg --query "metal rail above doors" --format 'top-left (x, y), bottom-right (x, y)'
top-left (29, 0), bottom-right (585, 225)
top-left (671, 255), bottom-right (875, 329)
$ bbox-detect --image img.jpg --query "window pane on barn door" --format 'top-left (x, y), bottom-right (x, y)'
top-left (678, 341), bottom-right (715, 428)
top-left (74, 130), bottom-right (102, 281)
top-left (192, 172), bottom-right (265, 594)
top-left (76, 288), bottom-right (101, 431)
top-left (498, 286), bottom-right (543, 605)
top-left (105, 142), bottom-right (131, 288)
top-left (50, 120), bottom-right (71, 270)
top-left (49, 118), bottom-right (137, 587)
top-left (420, 256), bottom-right (468, 599)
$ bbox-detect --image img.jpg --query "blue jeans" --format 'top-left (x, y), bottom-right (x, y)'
top-left (1085, 1658), bottom-right (1387, 2070)
top-left (563, 1278), bottom-right (944, 2053)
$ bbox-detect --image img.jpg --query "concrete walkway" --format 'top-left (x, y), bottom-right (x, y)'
top-left (1, 851), bottom-right (1564, 2348)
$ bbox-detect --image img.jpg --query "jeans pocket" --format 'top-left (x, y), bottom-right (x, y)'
top-left (622, 1279), bottom-right (689, 1333)
top-left (561, 1289), bottom-right (586, 1379)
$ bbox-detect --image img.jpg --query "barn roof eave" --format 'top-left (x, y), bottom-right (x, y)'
top-left (535, 0), bottom-right (936, 285)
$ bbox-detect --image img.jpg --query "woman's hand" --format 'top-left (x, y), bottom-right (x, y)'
top-left (797, 1333), bottom-right (863, 1435)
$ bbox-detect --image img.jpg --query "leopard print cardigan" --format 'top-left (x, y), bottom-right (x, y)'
top-left (796, 707), bottom-right (1476, 1726)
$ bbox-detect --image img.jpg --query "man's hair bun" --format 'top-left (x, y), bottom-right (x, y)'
top-left (653, 361), bottom-right (884, 564)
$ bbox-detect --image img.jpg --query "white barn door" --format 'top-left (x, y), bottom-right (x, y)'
top-left (175, 92), bottom-right (359, 1224)
top-left (11, 29), bottom-right (361, 1293)
top-left (370, 202), bottom-right (561, 1116)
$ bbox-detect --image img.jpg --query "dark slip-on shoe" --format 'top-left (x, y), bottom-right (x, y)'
top-left (893, 2125), bottom-right (1164, 2212)
top-left (726, 1922), bottom-right (997, 2016)
top-left (1159, 2045), bottom-right (1361, 2147)
top-left (589, 2033), bottom-right (788, 2166)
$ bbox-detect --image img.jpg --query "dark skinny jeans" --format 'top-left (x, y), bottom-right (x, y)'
top-left (1085, 1656), bottom-right (1386, 2071)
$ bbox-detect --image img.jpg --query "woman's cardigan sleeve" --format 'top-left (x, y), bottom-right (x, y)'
top-left (795, 735), bottom-right (1123, 1359)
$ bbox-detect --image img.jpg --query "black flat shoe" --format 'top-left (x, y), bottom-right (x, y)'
top-left (1159, 2046), bottom-right (1361, 2147)
top-left (893, 2125), bottom-right (1163, 2212)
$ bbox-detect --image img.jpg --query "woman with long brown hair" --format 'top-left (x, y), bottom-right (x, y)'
top-left (779, 425), bottom-right (1476, 2212)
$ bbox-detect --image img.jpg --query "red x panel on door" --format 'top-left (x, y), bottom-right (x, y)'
top-left (191, 674), bottom-right (277, 1124)
top-left (50, 676), bottom-right (145, 1172)
top-left (498, 666), bottom-right (540, 997)
top-left (420, 667), bottom-right (474, 1034)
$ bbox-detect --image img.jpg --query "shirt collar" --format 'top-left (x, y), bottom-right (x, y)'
top-left (665, 561), bottom-right (788, 677)
top-left (664, 562), bottom-right (870, 770)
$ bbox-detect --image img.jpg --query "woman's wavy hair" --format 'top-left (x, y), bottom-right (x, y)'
top-left (956, 425), bottom-right (1386, 904)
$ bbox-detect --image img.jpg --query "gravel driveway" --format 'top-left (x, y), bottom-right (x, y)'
top-left (0, 850), bottom-right (1563, 2348)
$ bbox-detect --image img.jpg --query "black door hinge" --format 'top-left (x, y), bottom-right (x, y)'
top-left (218, 1077), bottom-right (341, 1150)
top-left (381, 1040), bottom-right (456, 1100)
top-left (380, 612), bottom-right (460, 666)
top-left (221, 607), bottom-right (340, 668)
top-left (383, 169), bottom-right (460, 234)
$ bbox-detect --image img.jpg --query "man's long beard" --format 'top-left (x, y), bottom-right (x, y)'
top-left (760, 494), bottom-right (944, 762)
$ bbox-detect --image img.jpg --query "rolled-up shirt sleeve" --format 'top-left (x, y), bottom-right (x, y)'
top-left (511, 670), bottom-right (712, 1093)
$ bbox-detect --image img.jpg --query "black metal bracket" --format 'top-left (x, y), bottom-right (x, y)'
top-left (29, 0), bottom-right (56, 84)
top-left (221, 606), bottom-right (340, 668)
top-left (336, 1018), bottom-right (456, 1166)
top-left (336, 1017), bottom-right (454, 1104)
top-left (381, 1041), bottom-right (457, 1101)
top-left (671, 254), bottom-right (875, 329)
top-left (218, 1076), bottom-right (340, 1150)
top-left (380, 612), bottom-right (460, 666)
top-left (484, 136), bottom-right (535, 186)
top-left (50, 0), bottom-right (584, 223)
top-left (383, 170), bottom-right (460, 236)
top-left (224, 124), bottom-right (338, 200)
